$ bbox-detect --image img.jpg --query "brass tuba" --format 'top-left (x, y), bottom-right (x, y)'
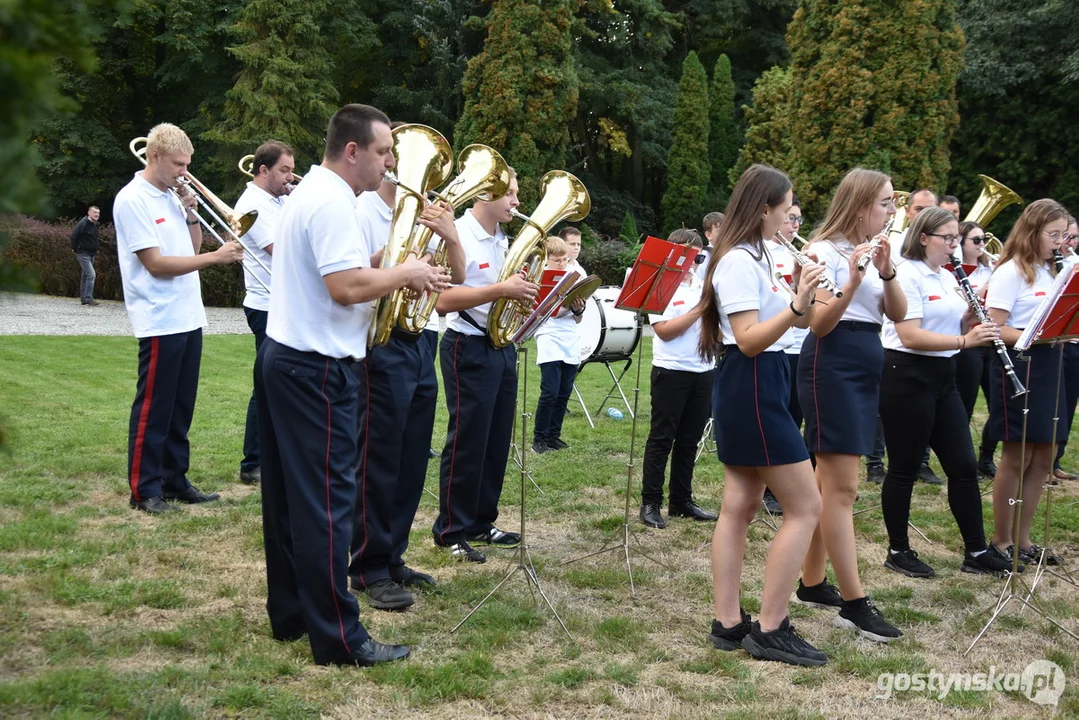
top-left (965, 174), bottom-right (1023, 229)
top-left (487, 171), bottom-right (591, 348)
top-left (884, 191), bottom-right (911, 245)
top-left (238, 153), bottom-right (303, 191)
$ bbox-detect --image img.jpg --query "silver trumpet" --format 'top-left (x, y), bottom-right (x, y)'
top-left (774, 231), bottom-right (843, 298)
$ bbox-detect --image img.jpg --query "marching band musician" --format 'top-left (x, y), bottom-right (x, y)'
top-left (256, 103), bottom-right (449, 667)
top-left (1051, 215), bottom-right (1079, 481)
top-left (432, 170), bottom-right (538, 564)
top-left (954, 221), bottom-right (998, 479)
top-left (699, 164), bottom-right (828, 667)
top-left (985, 199), bottom-right (1071, 568)
top-left (797, 168), bottom-right (905, 643)
top-left (877, 207), bottom-right (1012, 578)
top-left (560, 226), bottom-right (586, 277)
top-left (235, 140), bottom-right (296, 486)
top-left (114, 122), bottom-right (244, 514)
top-left (349, 152), bottom-right (465, 611)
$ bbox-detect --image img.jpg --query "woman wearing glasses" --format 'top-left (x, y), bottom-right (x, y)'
top-left (954, 221), bottom-right (999, 479)
top-left (798, 168), bottom-right (906, 643)
top-left (985, 199), bottom-right (1070, 567)
top-left (1051, 215), bottom-right (1079, 480)
top-left (878, 208), bottom-right (1012, 578)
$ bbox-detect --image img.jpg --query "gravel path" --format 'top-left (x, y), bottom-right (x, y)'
top-left (0, 293), bottom-right (250, 336)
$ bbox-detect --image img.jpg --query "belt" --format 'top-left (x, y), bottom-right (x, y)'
top-left (834, 320), bottom-right (882, 333)
top-left (390, 327), bottom-right (422, 344)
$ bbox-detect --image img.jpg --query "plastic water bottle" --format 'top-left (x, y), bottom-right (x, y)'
top-left (607, 407), bottom-right (624, 420)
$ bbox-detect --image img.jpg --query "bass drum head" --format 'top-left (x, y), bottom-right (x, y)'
top-left (578, 286), bottom-right (642, 364)
top-left (577, 293), bottom-right (604, 363)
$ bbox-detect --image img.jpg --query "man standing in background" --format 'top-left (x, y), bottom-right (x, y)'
top-left (70, 206), bottom-right (101, 306)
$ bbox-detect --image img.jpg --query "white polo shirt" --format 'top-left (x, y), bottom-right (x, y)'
top-left (445, 209), bottom-right (508, 336)
top-left (966, 263), bottom-right (992, 293)
top-left (567, 258), bottom-right (587, 277)
top-left (812, 238), bottom-right (886, 324)
top-left (650, 276), bottom-right (712, 372)
top-left (882, 260), bottom-right (966, 357)
top-left (236, 182), bottom-right (285, 312)
top-left (267, 164), bottom-right (373, 360)
top-left (535, 308), bottom-right (580, 365)
top-left (714, 243), bottom-right (795, 353)
top-left (986, 259), bottom-right (1056, 329)
top-left (765, 239), bottom-right (810, 355)
top-left (113, 172), bottom-right (207, 339)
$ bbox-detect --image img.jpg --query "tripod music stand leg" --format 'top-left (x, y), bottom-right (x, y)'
top-left (695, 418), bottom-right (714, 464)
top-left (572, 382), bottom-right (595, 429)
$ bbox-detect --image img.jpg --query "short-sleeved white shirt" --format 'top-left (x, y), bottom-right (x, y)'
top-left (445, 209), bottom-right (508, 336)
top-left (986, 259), bottom-right (1055, 329)
top-left (567, 258), bottom-right (587, 277)
top-left (713, 243), bottom-right (794, 353)
top-left (113, 172), bottom-right (207, 339)
top-left (966, 263), bottom-right (993, 293)
top-left (649, 277), bottom-right (712, 372)
top-left (765, 239), bottom-right (810, 355)
top-left (882, 260), bottom-right (966, 357)
top-left (535, 308), bottom-right (580, 365)
top-left (812, 238), bottom-right (886, 324)
top-left (236, 182), bottom-right (285, 312)
top-left (267, 164), bottom-right (372, 360)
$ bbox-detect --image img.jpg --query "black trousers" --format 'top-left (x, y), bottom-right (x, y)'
top-left (642, 366), bottom-right (713, 506)
top-left (878, 350), bottom-right (986, 553)
top-left (127, 329), bottom-right (201, 502)
top-left (242, 307), bottom-right (268, 473)
top-left (432, 330), bottom-right (517, 546)
top-left (257, 338), bottom-right (369, 664)
top-left (1054, 343), bottom-right (1079, 467)
top-left (954, 345), bottom-right (997, 459)
top-left (350, 330), bottom-right (438, 588)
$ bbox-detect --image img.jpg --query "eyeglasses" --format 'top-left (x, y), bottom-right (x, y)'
top-left (927, 233), bottom-right (961, 244)
top-left (876, 199), bottom-right (897, 210)
top-left (1044, 231), bottom-right (1075, 242)
top-left (968, 235), bottom-right (985, 245)
top-left (788, 215), bottom-right (804, 226)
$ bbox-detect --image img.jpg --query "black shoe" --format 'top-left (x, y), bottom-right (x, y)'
top-left (239, 467), bottom-right (261, 485)
top-left (439, 540), bottom-right (486, 563)
top-left (467, 527), bottom-right (521, 548)
top-left (834, 597), bottom-right (902, 643)
top-left (531, 439), bottom-right (549, 454)
top-left (883, 548), bottom-right (936, 578)
top-left (273, 627), bottom-right (306, 642)
top-left (762, 488), bottom-right (783, 515)
top-left (548, 438), bottom-right (570, 450)
top-left (669, 502), bottom-right (718, 521)
top-left (1019, 544), bottom-right (1063, 567)
top-left (741, 617), bottom-right (827, 666)
top-left (129, 496), bottom-right (180, 514)
top-left (866, 465), bottom-right (886, 484)
top-left (961, 547), bottom-right (1014, 576)
top-left (162, 486), bottom-right (221, 504)
top-left (363, 579), bottom-right (415, 611)
top-left (330, 637), bottom-right (410, 667)
top-left (709, 608), bottom-right (752, 651)
top-left (390, 566), bottom-right (437, 588)
top-left (82, 299), bottom-right (100, 306)
top-left (977, 456), bottom-right (997, 479)
top-left (997, 545), bottom-right (1027, 573)
top-left (917, 464), bottom-right (943, 485)
top-left (640, 503), bottom-right (666, 528)
top-left (795, 579), bottom-right (843, 609)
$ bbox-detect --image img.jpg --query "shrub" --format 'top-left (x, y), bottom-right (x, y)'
top-left (579, 236), bottom-right (629, 285)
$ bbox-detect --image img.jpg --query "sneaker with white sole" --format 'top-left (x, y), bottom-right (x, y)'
top-left (883, 548), bottom-right (935, 578)
top-left (834, 597), bottom-right (902, 643)
top-left (741, 617), bottom-right (827, 666)
top-left (467, 527), bottom-right (521, 548)
top-left (794, 579), bottom-right (843, 609)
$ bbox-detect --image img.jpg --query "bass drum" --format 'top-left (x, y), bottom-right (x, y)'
top-left (578, 286), bottom-right (643, 364)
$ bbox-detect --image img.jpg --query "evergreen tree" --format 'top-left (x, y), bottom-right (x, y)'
top-left (708, 54), bottom-right (739, 205)
top-left (660, 51), bottom-right (710, 233)
top-left (786, 0), bottom-right (964, 217)
top-left (454, 0), bottom-right (579, 203)
top-left (730, 66), bottom-right (792, 185)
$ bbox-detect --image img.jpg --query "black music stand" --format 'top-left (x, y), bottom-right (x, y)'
top-left (561, 237), bottom-right (697, 595)
top-left (966, 264), bottom-right (1079, 653)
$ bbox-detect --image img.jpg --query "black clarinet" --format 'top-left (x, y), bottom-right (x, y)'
top-left (951, 255), bottom-right (1027, 398)
top-left (1054, 249), bottom-right (1064, 273)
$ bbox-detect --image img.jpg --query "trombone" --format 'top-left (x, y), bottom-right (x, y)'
top-left (130, 137), bottom-right (271, 293)
top-left (238, 154), bottom-right (302, 192)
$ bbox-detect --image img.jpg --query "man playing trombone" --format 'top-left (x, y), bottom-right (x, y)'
top-left (114, 122), bottom-right (244, 514)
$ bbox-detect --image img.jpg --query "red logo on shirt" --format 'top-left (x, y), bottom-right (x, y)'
top-left (155, 218), bottom-right (166, 225)
top-left (479, 263), bottom-right (490, 270)
top-left (927, 295), bottom-right (941, 301)
top-left (771, 286), bottom-right (779, 292)
top-left (673, 300), bottom-right (684, 306)
top-left (1035, 291), bottom-right (1047, 296)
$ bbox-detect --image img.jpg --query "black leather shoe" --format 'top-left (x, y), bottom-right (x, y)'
top-left (239, 467), bottom-right (261, 485)
top-left (163, 486), bottom-right (221, 504)
top-left (364, 580), bottom-right (415, 611)
top-left (640, 503), bottom-right (666, 528)
top-left (331, 637), bottom-right (410, 667)
top-left (916, 464), bottom-right (943, 485)
top-left (761, 489), bottom-right (783, 516)
top-left (669, 502), bottom-right (718, 521)
top-left (390, 566), bottom-right (437, 588)
top-left (130, 496), bottom-right (180, 514)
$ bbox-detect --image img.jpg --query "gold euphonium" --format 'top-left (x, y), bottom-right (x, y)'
top-left (965, 174), bottom-right (1023, 228)
top-left (885, 190), bottom-right (910, 245)
top-left (370, 124), bottom-right (455, 347)
top-left (487, 171), bottom-right (591, 348)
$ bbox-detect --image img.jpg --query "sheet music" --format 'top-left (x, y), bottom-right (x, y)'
top-left (1016, 263), bottom-right (1079, 350)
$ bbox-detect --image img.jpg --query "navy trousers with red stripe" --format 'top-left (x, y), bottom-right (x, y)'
top-left (257, 338), bottom-right (369, 664)
top-left (432, 329), bottom-right (517, 546)
top-left (350, 329), bottom-right (438, 588)
top-left (128, 329), bottom-right (201, 502)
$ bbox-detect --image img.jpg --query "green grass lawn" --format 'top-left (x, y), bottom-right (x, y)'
top-left (1, 335), bottom-right (1078, 718)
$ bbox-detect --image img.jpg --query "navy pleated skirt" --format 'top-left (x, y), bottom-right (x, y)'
top-left (987, 343), bottom-right (1068, 444)
top-left (798, 321), bottom-right (884, 456)
top-left (714, 347), bottom-right (809, 467)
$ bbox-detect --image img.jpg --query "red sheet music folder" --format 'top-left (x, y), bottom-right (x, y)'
top-left (1017, 264), bottom-right (1079, 349)
top-left (615, 236), bottom-right (699, 313)
top-left (536, 269), bottom-right (569, 307)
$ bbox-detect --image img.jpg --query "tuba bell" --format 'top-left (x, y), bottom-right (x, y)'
top-left (487, 171), bottom-right (591, 349)
top-left (965, 174), bottom-right (1023, 228)
top-left (885, 191), bottom-right (911, 246)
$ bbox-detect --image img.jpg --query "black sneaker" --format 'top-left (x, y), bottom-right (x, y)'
top-left (997, 545), bottom-right (1027, 573)
top-left (363, 579), bottom-right (415, 611)
top-left (1019, 544), bottom-right (1063, 567)
top-left (883, 548), bottom-right (936, 578)
top-left (834, 597), bottom-right (902, 643)
top-left (239, 467), bottom-right (261, 485)
top-left (548, 438), bottom-right (570, 450)
top-left (978, 455), bottom-right (997, 479)
top-left (130, 496), bottom-right (180, 514)
top-left (443, 541), bottom-right (486, 563)
top-left (532, 439), bottom-right (549, 454)
top-left (741, 617), bottom-right (827, 666)
top-left (866, 465), bottom-right (886, 484)
top-left (762, 488), bottom-right (783, 515)
top-left (795, 579), bottom-right (843, 609)
top-left (917, 464), bottom-right (944, 486)
top-left (961, 547), bottom-right (1013, 576)
top-left (709, 608), bottom-right (752, 651)
top-left (467, 527), bottom-right (521, 548)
